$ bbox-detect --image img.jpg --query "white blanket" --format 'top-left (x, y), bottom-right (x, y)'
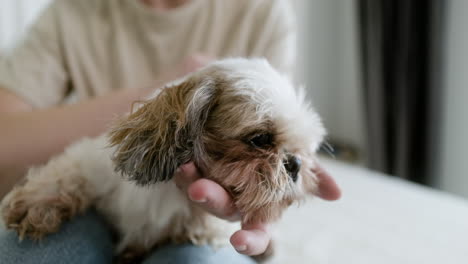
top-left (1, 159), bottom-right (467, 263)
top-left (272, 159), bottom-right (468, 264)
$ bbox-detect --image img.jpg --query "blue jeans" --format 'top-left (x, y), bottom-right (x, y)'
top-left (0, 211), bottom-right (255, 264)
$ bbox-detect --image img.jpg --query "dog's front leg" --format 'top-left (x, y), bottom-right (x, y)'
top-left (0, 140), bottom-right (104, 240)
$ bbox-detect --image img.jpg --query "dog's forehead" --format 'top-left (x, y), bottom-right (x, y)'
top-left (208, 58), bottom-right (297, 108)
top-left (205, 58), bottom-right (326, 152)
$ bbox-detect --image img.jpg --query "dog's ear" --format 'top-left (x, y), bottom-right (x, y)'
top-left (108, 77), bottom-right (218, 185)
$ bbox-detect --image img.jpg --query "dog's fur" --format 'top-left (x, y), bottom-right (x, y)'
top-left (1, 58), bottom-right (326, 260)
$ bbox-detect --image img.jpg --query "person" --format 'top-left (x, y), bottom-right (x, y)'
top-left (0, 0), bottom-right (341, 263)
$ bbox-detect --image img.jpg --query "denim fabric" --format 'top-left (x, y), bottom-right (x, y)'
top-left (0, 210), bottom-right (255, 264)
top-left (0, 211), bottom-right (114, 264)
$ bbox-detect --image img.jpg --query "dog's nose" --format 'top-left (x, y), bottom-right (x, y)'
top-left (284, 155), bottom-right (301, 182)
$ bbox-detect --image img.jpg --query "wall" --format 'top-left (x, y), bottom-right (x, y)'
top-left (295, 0), bottom-right (366, 158)
top-left (436, 0), bottom-right (468, 198)
top-left (295, 0), bottom-right (468, 199)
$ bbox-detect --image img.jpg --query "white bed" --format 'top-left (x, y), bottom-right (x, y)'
top-left (1, 159), bottom-right (467, 263)
top-left (272, 159), bottom-right (468, 264)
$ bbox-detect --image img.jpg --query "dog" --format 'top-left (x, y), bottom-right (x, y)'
top-left (1, 58), bottom-right (326, 261)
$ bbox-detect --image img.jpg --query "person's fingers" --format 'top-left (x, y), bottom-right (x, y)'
top-left (187, 179), bottom-right (240, 221)
top-left (230, 222), bottom-right (271, 256)
top-left (313, 164), bottom-right (342, 201)
top-left (174, 162), bottom-right (240, 221)
top-left (174, 162), bottom-right (201, 193)
top-left (190, 54), bottom-right (215, 65)
top-left (182, 54), bottom-right (215, 73)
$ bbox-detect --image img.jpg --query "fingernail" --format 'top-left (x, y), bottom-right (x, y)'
top-left (235, 245), bottom-right (247, 252)
top-left (189, 193), bottom-right (207, 203)
top-left (193, 197), bottom-right (207, 203)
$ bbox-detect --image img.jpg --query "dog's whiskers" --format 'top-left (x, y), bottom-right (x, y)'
top-left (320, 141), bottom-right (336, 159)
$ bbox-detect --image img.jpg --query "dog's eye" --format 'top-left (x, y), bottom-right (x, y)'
top-left (249, 133), bottom-right (273, 148)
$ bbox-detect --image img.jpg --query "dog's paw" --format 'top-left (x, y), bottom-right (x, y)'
top-left (1, 188), bottom-right (82, 241)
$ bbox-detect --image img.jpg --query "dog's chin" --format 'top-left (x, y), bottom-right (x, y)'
top-left (198, 153), bottom-right (319, 224)
top-left (238, 196), bottom-right (294, 224)
top-left (201, 165), bottom-right (293, 224)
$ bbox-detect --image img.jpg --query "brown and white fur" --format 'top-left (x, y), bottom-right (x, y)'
top-left (1, 58), bottom-right (326, 261)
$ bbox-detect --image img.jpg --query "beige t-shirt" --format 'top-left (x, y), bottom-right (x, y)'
top-left (0, 0), bottom-right (296, 108)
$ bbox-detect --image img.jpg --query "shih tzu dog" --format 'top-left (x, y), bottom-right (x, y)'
top-left (1, 58), bottom-right (326, 261)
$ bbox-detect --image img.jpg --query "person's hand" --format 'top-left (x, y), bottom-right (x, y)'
top-left (158, 54), bottom-right (215, 85)
top-left (176, 54), bottom-right (215, 77)
top-left (174, 162), bottom-right (341, 256)
top-left (141, 54), bottom-right (215, 98)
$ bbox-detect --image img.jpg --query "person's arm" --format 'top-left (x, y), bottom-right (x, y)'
top-left (0, 54), bottom-right (214, 198)
top-left (0, 86), bottom-right (151, 196)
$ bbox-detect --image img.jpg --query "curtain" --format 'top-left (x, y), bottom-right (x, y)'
top-left (357, 0), bottom-right (446, 183)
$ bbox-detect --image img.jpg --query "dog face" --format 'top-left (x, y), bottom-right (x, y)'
top-left (109, 58), bottom-right (326, 223)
